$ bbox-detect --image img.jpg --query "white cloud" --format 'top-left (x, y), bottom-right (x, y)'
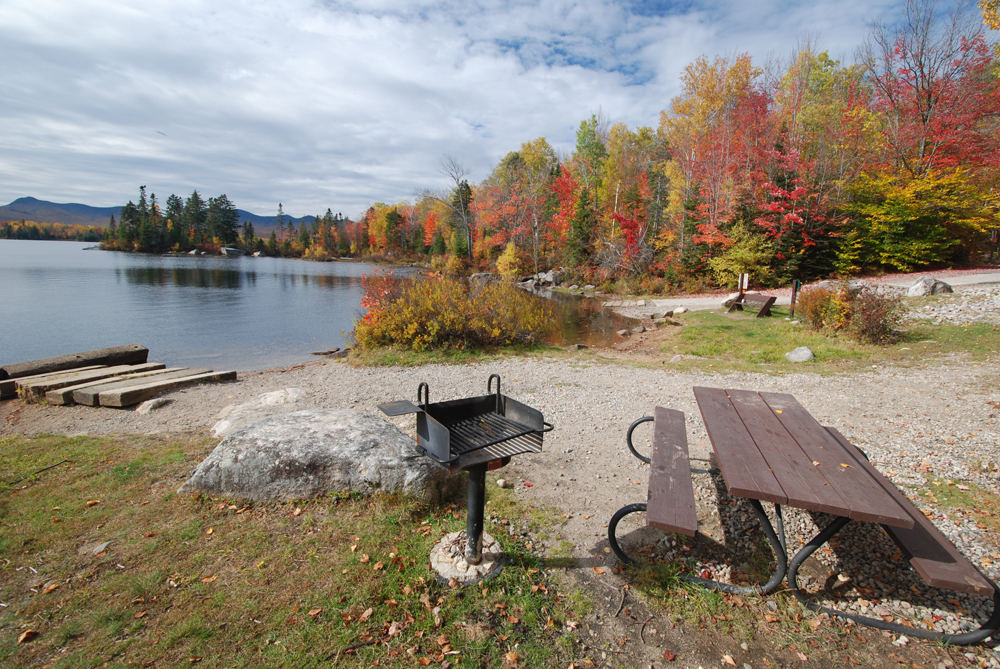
top-left (0, 0), bottom-right (911, 217)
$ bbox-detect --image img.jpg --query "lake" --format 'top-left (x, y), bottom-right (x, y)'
top-left (0, 240), bottom-right (632, 372)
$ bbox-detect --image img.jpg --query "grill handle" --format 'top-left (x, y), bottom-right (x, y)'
top-left (541, 421), bottom-right (554, 433)
top-left (417, 382), bottom-right (429, 408)
top-left (488, 374), bottom-right (501, 413)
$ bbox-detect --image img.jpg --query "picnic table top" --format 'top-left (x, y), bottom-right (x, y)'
top-left (693, 386), bottom-right (914, 529)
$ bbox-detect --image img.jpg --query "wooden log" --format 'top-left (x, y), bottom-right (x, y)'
top-left (17, 363), bottom-right (166, 402)
top-left (0, 365), bottom-right (107, 400)
top-left (46, 367), bottom-right (190, 405)
top-left (99, 371), bottom-right (238, 408)
top-left (72, 369), bottom-right (208, 406)
top-left (1, 345), bottom-right (148, 381)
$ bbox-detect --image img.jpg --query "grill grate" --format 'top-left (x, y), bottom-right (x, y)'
top-left (447, 412), bottom-right (540, 455)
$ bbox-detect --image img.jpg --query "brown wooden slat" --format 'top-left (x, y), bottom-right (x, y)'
top-left (693, 386), bottom-right (786, 504)
top-left (726, 389), bottom-right (849, 515)
top-left (828, 427), bottom-right (992, 596)
top-left (762, 393), bottom-right (913, 529)
top-left (646, 407), bottom-right (697, 537)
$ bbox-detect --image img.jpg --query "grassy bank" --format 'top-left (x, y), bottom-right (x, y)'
top-left (0, 435), bottom-right (585, 668)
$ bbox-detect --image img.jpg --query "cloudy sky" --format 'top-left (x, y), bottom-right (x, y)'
top-left (1, 0), bottom-right (918, 218)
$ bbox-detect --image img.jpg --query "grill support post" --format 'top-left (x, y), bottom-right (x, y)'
top-left (465, 464), bottom-right (487, 565)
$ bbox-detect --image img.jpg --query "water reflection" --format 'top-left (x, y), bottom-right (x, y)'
top-left (119, 266), bottom-right (364, 290)
top-left (531, 288), bottom-right (637, 348)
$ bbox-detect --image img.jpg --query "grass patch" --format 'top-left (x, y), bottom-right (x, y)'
top-left (349, 343), bottom-right (561, 367)
top-left (0, 434), bottom-right (588, 668)
top-left (659, 308), bottom-right (998, 374)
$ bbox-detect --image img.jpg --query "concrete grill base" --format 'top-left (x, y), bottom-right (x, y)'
top-left (429, 530), bottom-right (503, 585)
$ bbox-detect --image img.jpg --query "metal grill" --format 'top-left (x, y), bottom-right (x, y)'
top-left (447, 413), bottom-right (542, 454)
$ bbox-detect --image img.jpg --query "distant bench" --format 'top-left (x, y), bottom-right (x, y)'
top-left (727, 292), bottom-right (776, 317)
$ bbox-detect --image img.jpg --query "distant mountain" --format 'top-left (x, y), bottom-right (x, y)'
top-left (0, 197), bottom-right (316, 232)
top-left (0, 197), bottom-right (121, 228)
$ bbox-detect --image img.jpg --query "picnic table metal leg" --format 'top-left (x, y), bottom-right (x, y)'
top-left (787, 517), bottom-right (1000, 645)
top-left (608, 499), bottom-right (787, 595)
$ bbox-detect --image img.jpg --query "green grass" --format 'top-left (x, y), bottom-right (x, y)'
top-left (349, 343), bottom-right (563, 367)
top-left (660, 307), bottom-right (998, 374)
top-left (0, 434), bottom-right (589, 668)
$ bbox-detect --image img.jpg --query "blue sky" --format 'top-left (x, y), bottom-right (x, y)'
top-left (0, 0), bottom-right (918, 218)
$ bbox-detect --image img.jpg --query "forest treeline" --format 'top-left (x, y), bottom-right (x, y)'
top-left (357, 0), bottom-right (1000, 290)
top-left (1, 220), bottom-right (104, 242)
top-left (103, 0), bottom-right (999, 292)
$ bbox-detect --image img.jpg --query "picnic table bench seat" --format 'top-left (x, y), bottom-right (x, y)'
top-left (727, 292), bottom-right (776, 317)
top-left (607, 406), bottom-right (788, 595)
top-left (786, 427), bottom-right (1000, 644)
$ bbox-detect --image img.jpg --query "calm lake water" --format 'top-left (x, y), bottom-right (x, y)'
top-left (1, 240), bottom-right (631, 372)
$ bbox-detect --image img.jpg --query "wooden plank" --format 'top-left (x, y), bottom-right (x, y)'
top-left (762, 393), bottom-right (913, 529)
top-left (828, 427), bottom-right (992, 596)
top-left (46, 367), bottom-right (190, 405)
top-left (17, 363), bottom-right (166, 402)
top-left (646, 407), bottom-right (697, 537)
top-left (726, 389), bottom-right (849, 516)
top-left (753, 295), bottom-right (776, 318)
top-left (693, 386), bottom-right (786, 504)
top-left (99, 371), bottom-right (237, 407)
top-left (73, 369), bottom-right (209, 406)
top-left (0, 365), bottom-right (106, 400)
top-left (1, 344), bottom-right (148, 380)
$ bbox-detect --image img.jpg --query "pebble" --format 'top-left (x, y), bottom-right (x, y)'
top-left (906, 286), bottom-right (1000, 325)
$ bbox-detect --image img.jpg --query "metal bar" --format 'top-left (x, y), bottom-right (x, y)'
top-left (466, 464), bottom-right (488, 565)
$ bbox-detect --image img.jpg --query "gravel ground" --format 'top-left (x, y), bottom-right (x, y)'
top-left (908, 286), bottom-right (1000, 326)
top-left (3, 345), bottom-right (999, 635)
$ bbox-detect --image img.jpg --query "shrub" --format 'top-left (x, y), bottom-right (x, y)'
top-left (496, 241), bottom-right (527, 280)
top-left (850, 288), bottom-right (903, 345)
top-left (352, 273), bottom-right (555, 351)
top-left (795, 284), bottom-right (902, 344)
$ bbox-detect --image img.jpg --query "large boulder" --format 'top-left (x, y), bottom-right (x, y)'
top-left (212, 388), bottom-right (309, 438)
top-left (469, 273), bottom-right (500, 290)
top-left (816, 280), bottom-right (866, 296)
top-left (907, 276), bottom-right (953, 297)
top-left (182, 409), bottom-right (460, 503)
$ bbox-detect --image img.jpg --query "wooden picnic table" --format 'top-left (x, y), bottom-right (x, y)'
top-left (692, 386), bottom-right (999, 644)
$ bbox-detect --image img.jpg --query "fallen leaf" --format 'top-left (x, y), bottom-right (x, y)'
top-left (205, 528), bottom-right (213, 535)
top-left (17, 630), bottom-right (38, 644)
top-left (448, 577), bottom-right (460, 589)
top-left (358, 607), bottom-right (373, 623)
top-left (417, 658), bottom-right (432, 666)
top-left (350, 544), bottom-right (358, 553)
top-left (775, 409), bottom-right (782, 413)
top-left (360, 554), bottom-right (370, 563)
top-left (308, 608), bottom-right (322, 617)
top-left (723, 655), bottom-right (736, 666)
top-left (524, 483), bottom-right (532, 487)
top-left (507, 615), bottom-right (520, 624)
top-left (436, 634), bottom-right (449, 646)
top-left (662, 649), bottom-right (676, 661)
top-left (592, 567), bottom-right (605, 574)
top-left (41, 582), bottom-right (59, 595)
top-left (135, 611), bottom-right (147, 619)
top-left (385, 599), bottom-right (398, 606)
top-left (189, 657), bottom-right (201, 663)
top-left (86, 500), bottom-right (99, 506)
top-left (293, 507), bottom-right (303, 516)
top-left (797, 652), bottom-right (808, 661)
top-left (566, 620), bottom-right (579, 630)
top-left (505, 651), bottom-right (520, 664)
top-left (812, 461), bottom-right (820, 466)
top-left (420, 593), bottom-right (432, 610)
top-left (51, 517), bottom-right (60, 523)
top-left (373, 561), bottom-right (384, 571)
top-left (201, 575), bottom-right (217, 583)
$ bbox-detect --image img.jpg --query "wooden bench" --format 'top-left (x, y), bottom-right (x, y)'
top-left (727, 292), bottom-right (776, 317)
top-left (828, 427), bottom-right (994, 597)
top-left (608, 406), bottom-right (787, 594)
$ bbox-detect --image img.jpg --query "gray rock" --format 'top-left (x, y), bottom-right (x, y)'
top-left (181, 409), bottom-right (460, 503)
top-left (583, 284), bottom-right (596, 291)
top-left (77, 540), bottom-right (113, 556)
top-left (212, 388), bottom-right (308, 438)
top-left (329, 348), bottom-right (351, 359)
top-left (568, 284), bottom-right (579, 290)
top-left (669, 354), bottom-right (684, 363)
top-left (785, 346), bottom-right (815, 362)
top-left (631, 325), bottom-right (646, 334)
top-left (907, 277), bottom-right (953, 297)
top-left (817, 279), bottom-right (866, 296)
top-left (135, 398), bottom-right (171, 414)
top-left (566, 344), bottom-right (589, 352)
top-left (469, 273), bottom-right (500, 289)
top-left (617, 329), bottom-right (630, 337)
top-left (672, 306), bottom-right (688, 315)
top-left (220, 247), bottom-right (246, 256)
top-left (188, 249), bottom-right (201, 255)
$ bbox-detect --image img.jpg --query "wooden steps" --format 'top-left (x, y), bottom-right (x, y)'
top-left (18, 363), bottom-right (167, 402)
top-left (2, 346), bottom-right (238, 408)
top-left (98, 370), bottom-right (237, 407)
